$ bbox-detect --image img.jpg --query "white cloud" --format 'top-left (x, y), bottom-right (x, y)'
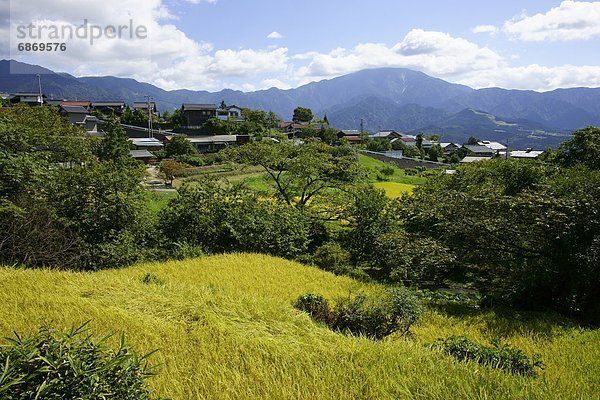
top-left (503, 1), bottom-right (600, 41)
top-left (261, 78), bottom-right (291, 90)
top-left (457, 64), bottom-right (600, 91)
top-left (4, 0), bottom-right (292, 91)
top-left (472, 25), bottom-right (499, 34)
top-left (293, 29), bottom-right (504, 83)
top-left (4, 1), bottom-right (600, 94)
top-left (267, 31), bottom-right (283, 39)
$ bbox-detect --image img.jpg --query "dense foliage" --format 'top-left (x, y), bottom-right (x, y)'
top-left (0, 107), bottom-right (148, 269)
top-left (434, 336), bottom-right (543, 377)
top-left (159, 181), bottom-right (312, 258)
top-left (402, 159), bottom-right (600, 320)
top-left (0, 324), bottom-right (155, 399)
top-left (295, 287), bottom-right (424, 339)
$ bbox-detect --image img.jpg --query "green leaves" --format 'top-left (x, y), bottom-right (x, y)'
top-left (0, 323), bottom-right (156, 399)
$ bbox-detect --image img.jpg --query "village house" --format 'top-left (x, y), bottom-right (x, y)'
top-left (337, 129), bottom-right (363, 144)
top-left (463, 144), bottom-right (495, 157)
top-left (9, 92), bottom-right (45, 106)
top-left (61, 101), bottom-right (92, 110)
top-left (478, 140), bottom-right (507, 151)
top-left (91, 101), bottom-right (127, 115)
top-left (174, 134), bottom-right (250, 153)
top-left (370, 130), bottom-right (404, 141)
top-left (216, 105), bottom-right (244, 121)
top-left (59, 105), bottom-right (89, 125)
top-left (439, 142), bottom-right (461, 153)
top-left (58, 104), bottom-right (99, 134)
top-left (133, 101), bottom-right (159, 117)
top-left (181, 104), bottom-right (218, 129)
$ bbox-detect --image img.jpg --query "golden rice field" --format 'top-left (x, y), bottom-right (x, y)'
top-left (373, 181), bottom-right (416, 198)
top-left (1, 254), bottom-right (598, 399)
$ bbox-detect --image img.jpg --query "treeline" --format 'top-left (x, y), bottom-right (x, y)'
top-left (1, 105), bottom-right (598, 322)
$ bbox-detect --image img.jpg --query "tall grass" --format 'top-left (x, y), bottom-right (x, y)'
top-left (1, 254), bottom-right (598, 399)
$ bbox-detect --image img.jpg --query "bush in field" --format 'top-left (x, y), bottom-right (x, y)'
top-left (434, 336), bottom-right (543, 376)
top-left (0, 323), bottom-right (155, 399)
top-left (294, 293), bottom-right (330, 321)
top-left (294, 288), bottom-right (423, 340)
top-left (159, 182), bottom-right (311, 258)
top-left (312, 242), bottom-right (352, 273)
top-left (225, 199), bottom-right (311, 259)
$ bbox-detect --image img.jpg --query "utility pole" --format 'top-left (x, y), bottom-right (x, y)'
top-left (36, 74), bottom-right (42, 105)
top-left (146, 95), bottom-right (153, 138)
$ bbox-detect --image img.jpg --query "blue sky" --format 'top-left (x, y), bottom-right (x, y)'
top-left (3, 0), bottom-right (600, 91)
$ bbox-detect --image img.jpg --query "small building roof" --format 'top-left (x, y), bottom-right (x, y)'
top-left (60, 105), bottom-right (89, 114)
top-left (464, 145), bottom-right (494, 154)
top-left (478, 140), bottom-right (507, 151)
top-left (131, 138), bottom-right (163, 147)
top-left (339, 129), bottom-right (361, 136)
top-left (92, 101), bottom-right (126, 107)
top-left (61, 101), bottom-right (91, 107)
top-left (182, 104), bottom-right (218, 111)
top-left (187, 135), bottom-right (238, 144)
top-left (509, 150), bottom-right (544, 159)
top-left (439, 142), bottom-right (460, 148)
top-left (12, 92), bottom-right (44, 96)
top-left (460, 156), bottom-right (492, 163)
top-left (129, 149), bottom-right (154, 159)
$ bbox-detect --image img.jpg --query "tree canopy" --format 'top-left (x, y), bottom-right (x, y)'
top-left (293, 107), bottom-right (314, 123)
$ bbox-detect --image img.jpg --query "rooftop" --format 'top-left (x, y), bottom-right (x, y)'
top-left (187, 135), bottom-right (239, 144)
top-left (60, 105), bottom-right (89, 114)
top-left (464, 145), bottom-right (494, 154)
top-left (478, 141), bottom-right (507, 151)
top-left (460, 156), bottom-right (492, 163)
top-left (182, 104), bottom-right (218, 111)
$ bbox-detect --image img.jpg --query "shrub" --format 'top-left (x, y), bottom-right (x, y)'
top-left (0, 323), bottom-right (156, 399)
top-left (312, 242), bottom-right (352, 273)
top-left (294, 288), bottom-right (423, 340)
top-left (434, 336), bottom-right (543, 376)
top-left (294, 293), bottom-right (330, 321)
top-left (141, 272), bottom-right (165, 285)
top-left (380, 165), bottom-right (396, 176)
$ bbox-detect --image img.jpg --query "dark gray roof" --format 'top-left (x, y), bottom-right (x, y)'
top-left (60, 105), bottom-right (89, 114)
top-left (130, 149), bottom-right (154, 159)
top-left (182, 104), bottom-right (217, 111)
top-left (464, 145), bottom-right (493, 154)
top-left (340, 129), bottom-right (361, 136)
top-left (133, 102), bottom-right (156, 108)
top-left (92, 102), bottom-right (126, 107)
top-left (13, 92), bottom-right (44, 96)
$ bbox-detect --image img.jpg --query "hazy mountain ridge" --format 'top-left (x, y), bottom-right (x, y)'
top-left (2, 60), bottom-right (599, 147)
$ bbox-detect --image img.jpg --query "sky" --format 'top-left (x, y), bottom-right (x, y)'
top-left (2, 0), bottom-right (600, 92)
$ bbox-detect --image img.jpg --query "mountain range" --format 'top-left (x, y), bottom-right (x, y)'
top-left (2, 59), bottom-right (600, 148)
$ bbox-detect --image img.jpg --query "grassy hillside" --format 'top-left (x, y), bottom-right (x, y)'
top-left (1, 255), bottom-right (598, 399)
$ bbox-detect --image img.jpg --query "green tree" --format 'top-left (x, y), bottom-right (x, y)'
top-left (165, 135), bottom-right (197, 158)
top-left (465, 136), bottom-right (479, 145)
top-left (231, 141), bottom-right (363, 208)
top-left (427, 144), bottom-right (443, 162)
top-left (0, 105), bottom-right (148, 270)
top-left (293, 107), bottom-right (314, 123)
top-left (401, 158), bottom-right (600, 321)
top-left (166, 108), bottom-right (185, 127)
top-left (556, 126), bottom-right (600, 169)
top-left (94, 117), bottom-right (132, 164)
top-left (160, 159), bottom-right (187, 186)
